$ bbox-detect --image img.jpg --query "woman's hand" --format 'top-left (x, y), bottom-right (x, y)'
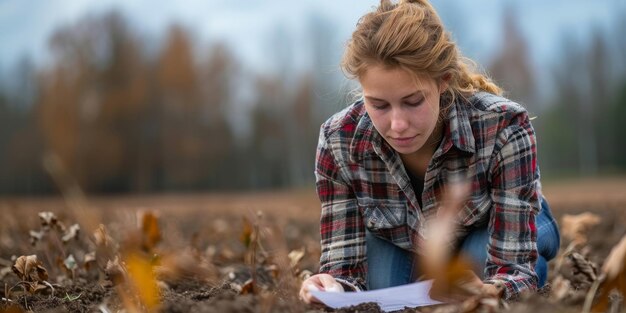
top-left (299, 273), bottom-right (345, 304)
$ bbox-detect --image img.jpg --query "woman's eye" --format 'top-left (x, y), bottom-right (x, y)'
top-left (371, 103), bottom-right (388, 110)
top-left (406, 99), bottom-right (424, 107)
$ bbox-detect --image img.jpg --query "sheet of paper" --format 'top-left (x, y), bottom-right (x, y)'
top-left (310, 280), bottom-right (444, 312)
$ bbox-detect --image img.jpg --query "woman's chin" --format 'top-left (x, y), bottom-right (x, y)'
top-left (390, 144), bottom-right (421, 155)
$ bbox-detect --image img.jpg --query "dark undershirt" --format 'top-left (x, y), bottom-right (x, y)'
top-left (406, 170), bottom-right (424, 209)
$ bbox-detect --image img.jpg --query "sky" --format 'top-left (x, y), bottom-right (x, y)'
top-left (0, 0), bottom-right (623, 143)
top-left (0, 0), bottom-right (621, 76)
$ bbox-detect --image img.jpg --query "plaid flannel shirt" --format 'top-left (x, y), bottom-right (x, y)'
top-left (315, 92), bottom-right (540, 300)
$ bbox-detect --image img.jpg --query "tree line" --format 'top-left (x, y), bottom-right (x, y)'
top-left (0, 7), bottom-right (624, 194)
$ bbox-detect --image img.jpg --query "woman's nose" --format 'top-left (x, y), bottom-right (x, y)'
top-left (390, 109), bottom-right (409, 133)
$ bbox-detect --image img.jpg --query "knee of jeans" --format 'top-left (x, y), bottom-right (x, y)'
top-left (537, 225), bottom-right (560, 260)
top-left (535, 256), bottom-right (548, 287)
top-left (365, 230), bottom-right (414, 289)
top-left (538, 198), bottom-right (561, 260)
top-left (459, 228), bottom-right (489, 277)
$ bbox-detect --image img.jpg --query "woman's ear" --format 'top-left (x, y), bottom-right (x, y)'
top-left (439, 73), bottom-right (451, 94)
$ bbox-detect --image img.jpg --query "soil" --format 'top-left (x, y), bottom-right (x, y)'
top-left (1, 179), bottom-right (625, 313)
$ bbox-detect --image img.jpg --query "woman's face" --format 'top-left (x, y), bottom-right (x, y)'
top-left (360, 65), bottom-right (446, 156)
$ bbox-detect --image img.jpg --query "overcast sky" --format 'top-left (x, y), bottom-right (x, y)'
top-left (0, 0), bottom-right (621, 74)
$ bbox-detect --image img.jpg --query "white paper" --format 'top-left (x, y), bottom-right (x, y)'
top-left (310, 280), bottom-right (444, 312)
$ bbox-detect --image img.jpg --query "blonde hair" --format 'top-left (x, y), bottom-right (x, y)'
top-left (342, 0), bottom-right (502, 110)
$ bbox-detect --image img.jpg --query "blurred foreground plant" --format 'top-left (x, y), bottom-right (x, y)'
top-left (419, 179), bottom-right (507, 311)
top-left (584, 234), bottom-right (626, 313)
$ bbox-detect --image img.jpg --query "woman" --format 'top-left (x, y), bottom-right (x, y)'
top-left (299, 0), bottom-right (560, 304)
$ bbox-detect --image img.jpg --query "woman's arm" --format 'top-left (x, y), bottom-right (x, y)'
top-left (314, 126), bottom-right (368, 292)
top-left (484, 115), bottom-right (540, 300)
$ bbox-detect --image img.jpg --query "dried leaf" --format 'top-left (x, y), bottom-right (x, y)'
top-left (561, 213), bottom-right (601, 246)
top-left (62, 224), bottom-right (80, 243)
top-left (240, 217), bottom-right (253, 248)
top-left (94, 224), bottom-right (117, 271)
top-left (298, 269), bottom-right (313, 282)
top-left (231, 278), bottom-right (254, 295)
top-left (31, 282), bottom-right (50, 293)
top-left (137, 210), bottom-right (161, 252)
top-left (421, 180), bottom-right (470, 275)
top-left (38, 211), bottom-right (58, 228)
top-left (265, 264), bottom-right (279, 280)
top-left (287, 247), bottom-right (305, 269)
top-left (94, 224), bottom-right (112, 247)
top-left (39, 211), bottom-right (66, 232)
top-left (125, 252), bottom-right (160, 310)
top-left (551, 275), bottom-right (572, 301)
top-left (601, 235), bottom-right (626, 280)
top-left (84, 251), bottom-right (97, 271)
top-left (11, 255), bottom-right (48, 283)
top-left (64, 254), bottom-right (77, 271)
top-left (105, 256), bottom-right (126, 285)
top-left (29, 230), bottom-right (44, 246)
top-left (460, 296), bottom-right (481, 312)
top-left (593, 235), bottom-right (626, 312)
top-left (0, 304), bottom-right (26, 313)
top-left (225, 263), bottom-right (277, 292)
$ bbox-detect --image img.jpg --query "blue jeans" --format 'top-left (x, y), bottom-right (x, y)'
top-left (366, 198), bottom-right (560, 290)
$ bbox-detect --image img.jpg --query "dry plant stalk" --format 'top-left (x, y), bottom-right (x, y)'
top-left (153, 248), bottom-right (218, 284)
top-left (42, 153), bottom-right (101, 236)
top-left (419, 179), bottom-right (482, 300)
top-left (584, 234), bottom-right (626, 313)
top-left (93, 224), bottom-right (117, 272)
top-left (240, 212), bottom-right (264, 294)
top-left (111, 210), bottom-right (164, 312)
top-left (568, 252), bottom-right (598, 284)
top-left (124, 252), bottom-right (161, 312)
top-left (266, 224), bottom-right (306, 300)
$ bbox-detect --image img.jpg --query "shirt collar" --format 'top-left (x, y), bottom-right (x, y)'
top-left (348, 105), bottom-right (381, 163)
top-left (438, 97), bottom-right (476, 156)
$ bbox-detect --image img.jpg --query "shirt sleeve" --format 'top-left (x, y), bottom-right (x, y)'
top-left (315, 127), bottom-right (367, 291)
top-left (484, 115), bottom-right (540, 300)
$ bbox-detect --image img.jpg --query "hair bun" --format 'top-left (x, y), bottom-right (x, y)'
top-left (400, 0), bottom-right (429, 5)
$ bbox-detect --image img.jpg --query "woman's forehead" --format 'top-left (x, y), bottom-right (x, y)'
top-left (360, 65), bottom-right (436, 97)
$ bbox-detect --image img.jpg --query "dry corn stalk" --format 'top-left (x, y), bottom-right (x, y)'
top-left (420, 180), bottom-right (482, 300)
top-left (584, 234), bottom-right (626, 313)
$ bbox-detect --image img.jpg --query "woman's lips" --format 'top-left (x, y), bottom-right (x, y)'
top-left (390, 135), bottom-right (418, 146)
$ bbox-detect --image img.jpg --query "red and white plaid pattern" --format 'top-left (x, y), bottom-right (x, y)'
top-left (315, 92), bottom-right (540, 299)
